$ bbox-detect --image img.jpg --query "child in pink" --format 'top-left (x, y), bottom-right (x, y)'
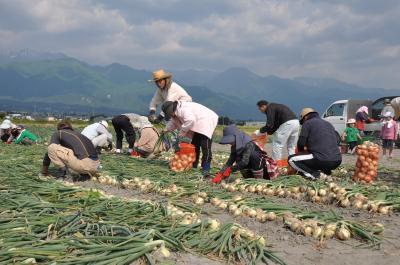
top-left (380, 112), bottom-right (398, 159)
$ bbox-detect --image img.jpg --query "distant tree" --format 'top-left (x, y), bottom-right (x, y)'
top-left (218, 116), bottom-right (232, 125)
top-left (0, 112), bottom-right (6, 119)
top-left (90, 114), bottom-right (107, 122)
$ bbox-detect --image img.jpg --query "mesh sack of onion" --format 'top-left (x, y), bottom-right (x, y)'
top-left (170, 143), bottom-right (196, 172)
top-left (353, 141), bottom-right (380, 183)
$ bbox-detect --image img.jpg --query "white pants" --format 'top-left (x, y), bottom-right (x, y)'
top-left (272, 119), bottom-right (300, 160)
top-left (92, 134), bottom-right (109, 148)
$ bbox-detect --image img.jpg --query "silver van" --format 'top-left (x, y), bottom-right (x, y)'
top-left (322, 99), bottom-right (372, 135)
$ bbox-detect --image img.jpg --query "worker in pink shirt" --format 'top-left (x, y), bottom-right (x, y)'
top-left (380, 112), bottom-right (398, 159)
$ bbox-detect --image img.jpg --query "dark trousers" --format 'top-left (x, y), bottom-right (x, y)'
top-left (348, 141), bottom-right (357, 151)
top-left (112, 115), bottom-right (136, 149)
top-left (238, 148), bottom-right (266, 179)
top-left (191, 133), bottom-right (212, 171)
top-left (136, 148), bottom-right (151, 158)
top-left (240, 159), bottom-right (266, 179)
top-left (1, 134), bottom-right (10, 142)
top-left (288, 152), bottom-right (341, 180)
top-left (21, 138), bottom-right (34, 145)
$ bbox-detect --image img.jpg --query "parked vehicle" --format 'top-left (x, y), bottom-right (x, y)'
top-left (322, 97), bottom-right (400, 146)
top-left (322, 99), bottom-right (372, 135)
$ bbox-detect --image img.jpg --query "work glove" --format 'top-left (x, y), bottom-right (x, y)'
top-left (107, 142), bottom-right (113, 150)
top-left (212, 172), bottom-right (223, 184)
top-left (221, 167), bottom-right (232, 178)
top-left (153, 114), bottom-right (164, 124)
top-left (148, 110), bottom-right (157, 123)
top-left (212, 167), bottom-right (232, 184)
top-left (130, 150), bottom-right (140, 157)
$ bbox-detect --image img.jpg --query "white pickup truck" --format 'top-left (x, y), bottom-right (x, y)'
top-left (322, 97), bottom-right (400, 146)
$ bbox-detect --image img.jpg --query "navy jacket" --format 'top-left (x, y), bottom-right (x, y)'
top-left (297, 114), bottom-right (341, 161)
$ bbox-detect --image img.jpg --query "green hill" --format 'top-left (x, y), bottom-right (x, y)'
top-left (0, 54), bottom-right (388, 119)
top-left (0, 58), bottom-right (256, 119)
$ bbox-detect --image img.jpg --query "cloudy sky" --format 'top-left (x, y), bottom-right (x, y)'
top-left (0, 0), bottom-right (399, 89)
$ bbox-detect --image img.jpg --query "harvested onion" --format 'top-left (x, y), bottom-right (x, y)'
top-left (336, 227), bottom-right (351, 241)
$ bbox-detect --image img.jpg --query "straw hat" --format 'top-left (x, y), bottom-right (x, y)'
top-left (300, 108), bottom-right (316, 121)
top-left (347, 118), bottom-right (356, 124)
top-left (149, 69), bottom-right (172, 82)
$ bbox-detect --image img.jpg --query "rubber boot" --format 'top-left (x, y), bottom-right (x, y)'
top-left (41, 165), bottom-right (49, 176)
top-left (201, 162), bottom-right (211, 178)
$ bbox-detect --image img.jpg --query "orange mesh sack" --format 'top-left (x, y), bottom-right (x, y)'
top-left (251, 133), bottom-right (268, 150)
top-left (176, 143), bottom-right (195, 155)
top-left (353, 141), bottom-right (380, 183)
top-left (170, 143), bottom-right (196, 172)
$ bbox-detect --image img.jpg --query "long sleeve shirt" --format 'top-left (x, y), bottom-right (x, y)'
top-left (260, 103), bottom-right (297, 134)
top-left (355, 112), bottom-right (369, 131)
top-left (81, 123), bottom-right (112, 142)
top-left (380, 120), bottom-right (398, 140)
top-left (43, 129), bottom-right (98, 166)
top-left (136, 127), bottom-right (160, 153)
top-left (149, 81), bottom-right (192, 112)
top-left (166, 101), bottom-right (218, 139)
top-left (297, 115), bottom-right (341, 161)
top-left (226, 142), bottom-right (259, 172)
top-left (15, 129), bottom-right (38, 144)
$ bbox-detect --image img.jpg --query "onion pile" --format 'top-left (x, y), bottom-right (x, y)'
top-left (220, 180), bottom-right (392, 215)
top-left (210, 196), bottom-right (277, 223)
top-left (353, 142), bottom-right (380, 183)
top-left (170, 153), bottom-right (196, 172)
top-left (283, 217), bottom-right (353, 241)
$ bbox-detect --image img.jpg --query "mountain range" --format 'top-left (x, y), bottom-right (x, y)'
top-left (0, 49), bottom-right (390, 120)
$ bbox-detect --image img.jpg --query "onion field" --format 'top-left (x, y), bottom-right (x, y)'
top-left (1, 125), bottom-right (399, 265)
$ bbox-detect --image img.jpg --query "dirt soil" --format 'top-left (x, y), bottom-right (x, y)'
top-left (67, 143), bottom-right (400, 265)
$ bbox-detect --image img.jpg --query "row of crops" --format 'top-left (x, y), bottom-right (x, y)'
top-left (0, 145), bottom-right (285, 264)
top-left (1, 125), bottom-right (400, 264)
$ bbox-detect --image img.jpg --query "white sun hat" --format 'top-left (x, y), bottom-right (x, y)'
top-left (0, 119), bottom-right (12, 129)
top-left (100, 120), bottom-right (109, 128)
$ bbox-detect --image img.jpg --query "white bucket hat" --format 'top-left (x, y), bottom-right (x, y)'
top-left (100, 120), bottom-right (108, 128)
top-left (139, 116), bottom-right (152, 129)
top-left (132, 116), bottom-right (153, 130)
top-left (383, 111), bottom-right (393, 118)
top-left (0, 120), bottom-right (12, 129)
top-left (347, 118), bottom-right (356, 124)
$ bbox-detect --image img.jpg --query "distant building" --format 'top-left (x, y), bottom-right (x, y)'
top-left (10, 113), bottom-right (23, 119)
top-left (245, 121), bottom-right (264, 127)
top-left (47, 116), bottom-right (56, 122)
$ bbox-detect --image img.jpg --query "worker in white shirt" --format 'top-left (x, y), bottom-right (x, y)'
top-left (148, 69), bottom-right (192, 123)
top-left (81, 120), bottom-right (112, 153)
